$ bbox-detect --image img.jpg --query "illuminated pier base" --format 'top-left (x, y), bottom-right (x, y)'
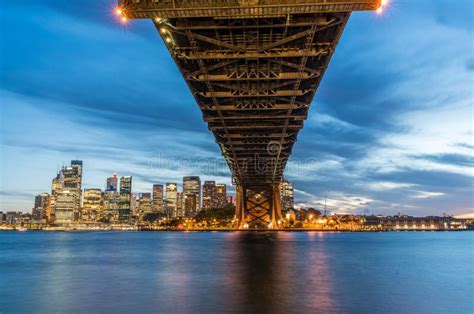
top-left (235, 185), bottom-right (282, 230)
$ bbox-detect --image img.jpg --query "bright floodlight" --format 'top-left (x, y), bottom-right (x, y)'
top-left (121, 16), bottom-right (128, 23)
top-left (115, 8), bottom-right (123, 15)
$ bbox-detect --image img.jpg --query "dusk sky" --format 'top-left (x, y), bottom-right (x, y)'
top-left (0, 0), bottom-right (472, 216)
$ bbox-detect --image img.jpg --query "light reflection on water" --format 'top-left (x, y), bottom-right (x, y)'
top-left (0, 231), bottom-right (473, 313)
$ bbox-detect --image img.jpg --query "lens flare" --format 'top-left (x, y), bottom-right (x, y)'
top-left (377, 0), bottom-right (389, 15)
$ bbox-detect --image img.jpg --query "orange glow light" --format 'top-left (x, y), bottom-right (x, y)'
top-left (376, 7), bottom-right (383, 15)
top-left (121, 16), bottom-right (128, 23)
top-left (115, 8), bottom-right (123, 15)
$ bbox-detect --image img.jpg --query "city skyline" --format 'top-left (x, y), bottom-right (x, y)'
top-left (26, 159), bottom-right (244, 224)
top-left (1, 0), bottom-right (473, 217)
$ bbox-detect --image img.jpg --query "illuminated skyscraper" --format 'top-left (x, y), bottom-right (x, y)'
top-left (82, 189), bottom-right (103, 222)
top-left (52, 160), bottom-right (82, 223)
top-left (54, 190), bottom-right (76, 224)
top-left (102, 190), bottom-right (119, 222)
top-left (152, 184), bottom-right (164, 213)
top-left (280, 180), bottom-right (294, 211)
top-left (202, 181), bottom-right (216, 210)
top-left (216, 184), bottom-right (227, 209)
top-left (184, 193), bottom-right (196, 217)
top-left (176, 192), bottom-right (185, 218)
top-left (165, 183), bottom-right (178, 217)
top-left (106, 173), bottom-right (118, 192)
top-left (32, 193), bottom-right (51, 221)
top-left (183, 176), bottom-right (201, 212)
top-left (119, 176), bottom-right (132, 221)
top-left (50, 172), bottom-right (63, 218)
top-left (71, 160), bottom-right (83, 216)
top-left (137, 193), bottom-right (153, 219)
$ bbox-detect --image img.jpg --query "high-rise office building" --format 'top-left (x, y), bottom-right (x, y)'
top-left (118, 176), bottom-right (132, 221)
top-left (54, 190), bottom-right (76, 224)
top-left (102, 190), bottom-right (119, 222)
top-left (82, 189), bottom-right (103, 222)
top-left (216, 184), bottom-right (227, 209)
top-left (176, 192), bottom-right (185, 218)
top-left (184, 193), bottom-right (196, 217)
top-left (131, 194), bottom-right (138, 217)
top-left (280, 180), bottom-right (294, 211)
top-left (52, 160), bottom-right (82, 223)
top-left (165, 183), bottom-right (178, 217)
top-left (137, 193), bottom-right (153, 218)
top-left (202, 181), bottom-right (216, 210)
top-left (152, 184), bottom-right (164, 213)
top-left (32, 193), bottom-right (51, 221)
top-left (106, 173), bottom-right (118, 192)
top-left (71, 160), bottom-right (83, 216)
top-left (51, 172), bottom-right (63, 218)
top-left (183, 176), bottom-right (201, 212)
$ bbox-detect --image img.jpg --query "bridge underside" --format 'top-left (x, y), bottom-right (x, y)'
top-left (118, 0), bottom-right (379, 229)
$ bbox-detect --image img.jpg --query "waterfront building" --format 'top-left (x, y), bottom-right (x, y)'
top-left (32, 192), bottom-right (51, 221)
top-left (118, 176), bottom-right (132, 221)
top-left (165, 183), bottom-right (178, 217)
top-left (183, 176), bottom-right (201, 213)
top-left (280, 180), bottom-right (294, 211)
top-left (216, 184), bottom-right (227, 209)
top-left (152, 184), bottom-right (164, 213)
top-left (62, 160), bottom-right (83, 220)
top-left (184, 193), bottom-right (196, 217)
top-left (106, 173), bottom-right (118, 192)
top-left (137, 193), bottom-right (153, 219)
top-left (176, 192), bottom-right (185, 218)
top-left (50, 172), bottom-right (63, 219)
top-left (54, 190), bottom-right (76, 224)
top-left (82, 189), bottom-right (103, 222)
top-left (202, 181), bottom-right (216, 210)
top-left (5, 212), bottom-right (22, 225)
top-left (102, 190), bottom-right (119, 222)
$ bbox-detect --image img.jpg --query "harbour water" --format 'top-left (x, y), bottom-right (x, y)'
top-left (0, 231), bottom-right (473, 313)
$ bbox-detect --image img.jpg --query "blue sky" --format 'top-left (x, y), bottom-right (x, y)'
top-left (0, 0), bottom-right (473, 216)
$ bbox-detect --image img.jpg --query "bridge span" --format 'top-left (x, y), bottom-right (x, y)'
top-left (116, 0), bottom-right (381, 229)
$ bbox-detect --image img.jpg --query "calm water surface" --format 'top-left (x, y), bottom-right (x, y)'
top-left (0, 231), bottom-right (473, 314)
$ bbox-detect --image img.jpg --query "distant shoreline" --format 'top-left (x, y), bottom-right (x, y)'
top-left (1, 228), bottom-right (472, 233)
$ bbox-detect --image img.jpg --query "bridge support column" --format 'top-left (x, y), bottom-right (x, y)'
top-left (234, 184), bottom-right (282, 230)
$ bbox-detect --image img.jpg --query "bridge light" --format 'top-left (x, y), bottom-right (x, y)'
top-left (377, 0), bottom-right (389, 15)
top-left (115, 8), bottom-right (123, 15)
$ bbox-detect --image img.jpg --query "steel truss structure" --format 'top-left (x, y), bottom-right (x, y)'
top-left (118, 0), bottom-right (379, 229)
